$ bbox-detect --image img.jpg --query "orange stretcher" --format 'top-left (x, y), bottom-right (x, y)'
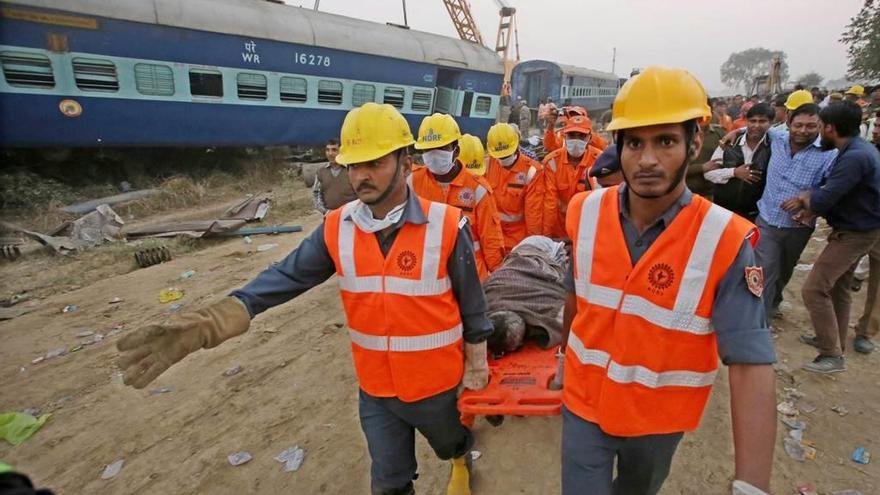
top-left (458, 342), bottom-right (562, 427)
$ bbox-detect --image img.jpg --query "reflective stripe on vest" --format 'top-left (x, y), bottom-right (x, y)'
top-left (574, 189), bottom-right (733, 335)
top-left (567, 332), bottom-right (717, 388)
top-left (475, 185), bottom-right (488, 203)
top-left (472, 241), bottom-right (481, 252)
top-left (349, 324), bottom-right (463, 352)
top-left (337, 201), bottom-right (450, 296)
top-left (499, 212), bottom-right (524, 223)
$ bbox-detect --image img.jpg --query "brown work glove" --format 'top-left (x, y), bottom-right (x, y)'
top-left (116, 297), bottom-right (251, 389)
top-left (462, 341), bottom-right (489, 391)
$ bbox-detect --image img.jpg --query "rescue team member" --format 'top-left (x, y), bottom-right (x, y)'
top-left (845, 85), bottom-right (866, 106)
top-left (559, 67), bottom-right (776, 495)
top-left (313, 138), bottom-right (359, 214)
top-left (484, 122), bottom-right (547, 250)
top-left (116, 103), bottom-right (491, 495)
top-left (458, 134), bottom-right (488, 176)
top-left (542, 114), bottom-right (603, 238)
top-left (410, 113), bottom-right (505, 280)
top-left (544, 106), bottom-right (609, 153)
top-left (588, 146), bottom-right (623, 188)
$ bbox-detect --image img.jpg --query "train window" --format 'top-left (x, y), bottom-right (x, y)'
top-left (352, 83), bottom-right (375, 107)
top-left (237, 72), bottom-right (267, 100)
top-left (189, 69), bottom-right (223, 97)
top-left (383, 86), bottom-right (405, 109)
top-left (280, 76), bottom-right (307, 103)
top-left (411, 89), bottom-right (432, 112)
top-left (134, 63), bottom-right (174, 96)
top-left (318, 80), bottom-right (343, 105)
top-left (1, 51), bottom-right (54, 88)
top-left (72, 57), bottom-right (118, 92)
top-left (473, 96), bottom-right (492, 115)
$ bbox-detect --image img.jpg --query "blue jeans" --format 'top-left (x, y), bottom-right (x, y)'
top-left (561, 407), bottom-right (683, 495)
top-left (359, 388), bottom-right (472, 494)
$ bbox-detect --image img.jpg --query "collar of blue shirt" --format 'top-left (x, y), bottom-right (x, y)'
top-left (342, 186), bottom-right (428, 227)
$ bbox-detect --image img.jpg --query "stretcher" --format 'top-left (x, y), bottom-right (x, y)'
top-left (458, 342), bottom-right (562, 427)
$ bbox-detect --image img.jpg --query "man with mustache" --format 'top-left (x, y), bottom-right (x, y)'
top-left (115, 103), bottom-right (492, 495)
top-left (781, 101), bottom-right (880, 372)
top-left (559, 66), bottom-right (776, 495)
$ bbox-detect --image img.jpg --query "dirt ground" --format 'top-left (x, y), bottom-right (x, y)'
top-left (1, 179), bottom-right (877, 495)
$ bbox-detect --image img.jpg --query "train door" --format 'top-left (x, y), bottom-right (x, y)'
top-left (524, 70), bottom-right (545, 107)
top-left (434, 68), bottom-right (464, 116)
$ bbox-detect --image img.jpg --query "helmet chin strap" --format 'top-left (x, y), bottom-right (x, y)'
top-left (364, 151), bottom-right (405, 206)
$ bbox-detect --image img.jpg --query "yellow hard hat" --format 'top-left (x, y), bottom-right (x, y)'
top-left (846, 85), bottom-right (865, 96)
top-left (458, 134), bottom-right (487, 176)
top-left (606, 66), bottom-right (711, 132)
top-left (784, 90), bottom-right (814, 110)
top-left (415, 113), bottom-right (462, 150)
top-left (486, 123), bottom-right (519, 158)
top-left (336, 102), bottom-right (415, 165)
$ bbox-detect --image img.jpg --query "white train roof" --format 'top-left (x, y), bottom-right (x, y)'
top-left (518, 60), bottom-right (618, 82)
top-left (7, 0), bottom-right (504, 74)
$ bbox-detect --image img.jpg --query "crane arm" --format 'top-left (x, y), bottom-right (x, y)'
top-left (441, 0), bottom-right (484, 45)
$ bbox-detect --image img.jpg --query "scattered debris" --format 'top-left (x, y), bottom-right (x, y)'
top-left (134, 246), bottom-right (172, 268)
top-left (274, 446), bottom-right (305, 472)
top-left (67, 204), bottom-right (125, 246)
top-left (226, 225), bottom-right (303, 237)
top-left (224, 195), bottom-right (271, 222)
top-left (800, 402), bottom-right (818, 414)
top-left (109, 297), bottom-right (124, 304)
top-left (44, 348), bottom-right (66, 360)
top-left (179, 270), bottom-right (195, 279)
top-left (783, 436), bottom-right (817, 462)
top-left (777, 401), bottom-right (799, 417)
top-left (797, 485), bottom-right (818, 495)
top-left (0, 411), bottom-right (51, 446)
top-left (0, 221), bottom-right (80, 255)
top-left (0, 243), bottom-right (21, 260)
top-left (169, 303), bottom-right (184, 312)
top-left (159, 288), bottom-right (184, 304)
top-left (795, 264), bottom-right (814, 271)
top-left (62, 305), bottom-right (78, 313)
top-left (125, 219), bottom-right (247, 239)
top-left (223, 365), bottom-right (243, 377)
top-left (852, 447), bottom-right (870, 464)
top-left (243, 236), bottom-right (253, 245)
top-left (228, 451), bottom-right (252, 466)
top-left (780, 416), bottom-right (806, 430)
top-left (470, 450), bottom-right (482, 461)
top-left (76, 331), bottom-right (95, 338)
top-left (20, 407), bottom-right (40, 417)
top-left (149, 386), bottom-right (173, 396)
top-left (257, 243), bottom-right (278, 252)
top-left (100, 459), bottom-right (125, 480)
top-left (61, 189), bottom-right (159, 215)
top-left (30, 356), bottom-right (44, 365)
top-left (831, 405), bottom-right (849, 416)
top-left (0, 304), bottom-right (39, 321)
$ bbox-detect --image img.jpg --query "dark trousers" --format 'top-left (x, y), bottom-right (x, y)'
top-left (561, 407), bottom-right (683, 495)
top-left (755, 217), bottom-right (814, 317)
top-left (359, 388), bottom-right (472, 495)
top-left (856, 244), bottom-right (880, 338)
top-left (803, 229), bottom-right (880, 357)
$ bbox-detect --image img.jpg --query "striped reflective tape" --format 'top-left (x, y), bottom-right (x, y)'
top-left (499, 212), bottom-right (523, 223)
top-left (348, 324), bottom-right (463, 352)
top-left (566, 331), bottom-right (610, 368)
top-left (606, 361), bottom-right (718, 388)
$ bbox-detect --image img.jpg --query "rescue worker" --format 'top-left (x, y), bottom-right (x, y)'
top-left (544, 106), bottom-right (609, 153)
top-left (313, 138), bottom-right (359, 213)
top-left (115, 103), bottom-right (492, 495)
top-left (458, 134), bottom-right (488, 176)
top-left (485, 122), bottom-right (547, 251)
top-left (845, 85), bottom-right (866, 106)
top-left (560, 66), bottom-right (776, 495)
top-left (411, 113), bottom-right (505, 280)
top-left (542, 114), bottom-right (603, 238)
top-left (588, 146), bottom-right (623, 188)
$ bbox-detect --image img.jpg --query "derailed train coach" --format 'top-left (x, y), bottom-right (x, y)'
top-left (512, 59), bottom-right (619, 117)
top-left (0, 0), bottom-right (504, 147)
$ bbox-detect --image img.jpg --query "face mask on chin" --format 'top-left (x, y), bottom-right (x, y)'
top-left (351, 201), bottom-right (406, 233)
top-left (422, 149), bottom-right (455, 175)
top-left (499, 153), bottom-right (518, 167)
top-left (565, 139), bottom-right (588, 158)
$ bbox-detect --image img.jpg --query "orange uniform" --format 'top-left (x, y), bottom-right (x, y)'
top-left (543, 126), bottom-right (608, 153)
top-left (542, 146), bottom-right (602, 238)
top-left (324, 197), bottom-right (465, 402)
top-left (409, 165), bottom-right (505, 280)
top-left (484, 152), bottom-right (546, 250)
top-left (563, 187), bottom-right (756, 436)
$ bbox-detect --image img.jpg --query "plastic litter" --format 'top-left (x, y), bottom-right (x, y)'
top-left (783, 437), bottom-right (817, 462)
top-left (852, 447), bottom-right (870, 464)
top-left (228, 451), bottom-right (252, 466)
top-left (149, 386), bottom-right (173, 396)
top-left (180, 270), bottom-right (195, 279)
top-left (257, 243), bottom-right (278, 252)
top-left (777, 401), bottom-right (798, 417)
top-left (223, 365), bottom-right (243, 377)
top-left (797, 486), bottom-right (818, 495)
top-left (274, 446), bottom-right (305, 472)
top-left (243, 236), bottom-right (253, 245)
top-left (158, 288), bottom-right (184, 304)
top-left (169, 303), bottom-right (184, 312)
top-left (45, 348), bottom-right (66, 360)
top-left (101, 459), bottom-right (124, 480)
top-left (62, 305), bottom-right (78, 313)
top-left (795, 264), bottom-right (814, 271)
top-left (470, 450), bottom-right (482, 461)
top-left (30, 356), bottom-right (44, 365)
top-left (830, 405), bottom-right (849, 416)
top-left (780, 416), bottom-right (806, 430)
top-left (76, 331), bottom-right (95, 338)
top-left (108, 297), bottom-right (124, 304)
top-left (0, 412), bottom-right (51, 446)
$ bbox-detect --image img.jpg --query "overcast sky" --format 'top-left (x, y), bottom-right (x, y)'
top-left (287, 0), bottom-right (862, 95)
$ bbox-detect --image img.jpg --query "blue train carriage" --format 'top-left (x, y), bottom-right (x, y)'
top-left (511, 60), bottom-right (619, 116)
top-left (0, 0), bottom-right (504, 147)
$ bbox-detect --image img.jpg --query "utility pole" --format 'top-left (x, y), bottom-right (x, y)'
top-left (401, 0), bottom-right (408, 27)
top-left (313, 0), bottom-right (320, 10)
top-left (611, 47), bottom-right (616, 74)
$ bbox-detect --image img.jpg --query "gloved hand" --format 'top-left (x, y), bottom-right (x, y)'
top-left (462, 341), bottom-right (489, 390)
top-left (731, 480), bottom-right (769, 495)
top-left (116, 297), bottom-right (251, 389)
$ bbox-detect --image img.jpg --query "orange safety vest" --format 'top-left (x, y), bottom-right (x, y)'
top-left (564, 186), bottom-right (756, 436)
top-left (543, 146), bottom-right (601, 238)
top-left (485, 153), bottom-right (545, 250)
top-left (324, 197), bottom-right (464, 402)
top-left (409, 165), bottom-right (505, 280)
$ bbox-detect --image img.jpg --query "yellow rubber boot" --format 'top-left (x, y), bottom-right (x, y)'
top-left (446, 456), bottom-right (471, 495)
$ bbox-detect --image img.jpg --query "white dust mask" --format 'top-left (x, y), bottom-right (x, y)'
top-left (350, 201), bottom-right (406, 233)
top-left (565, 139), bottom-right (588, 158)
top-left (422, 149), bottom-right (455, 175)
top-left (499, 153), bottom-right (518, 167)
